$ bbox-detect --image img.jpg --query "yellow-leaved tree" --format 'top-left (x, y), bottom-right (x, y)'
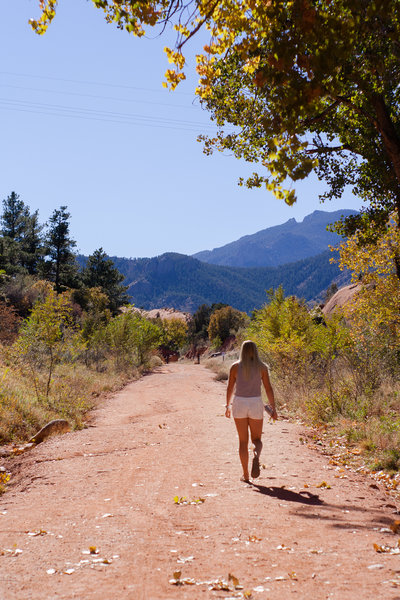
top-left (337, 216), bottom-right (400, 378)
top-left (13, 288), bottom-right (85, 399)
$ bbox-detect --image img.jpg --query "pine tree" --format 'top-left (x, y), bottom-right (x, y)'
top-left (20, 210), bottom-right (44, 275)
top-left (43, 206), bottom-right (79, 292)
top-left (0, 193), bottom-right (45, 276)
top-left (82, 248), bottom-right (129, 313)
top-left (1, 192), bottom-right (28, 241)
top-left (0, 192), bottom-right (29, 274)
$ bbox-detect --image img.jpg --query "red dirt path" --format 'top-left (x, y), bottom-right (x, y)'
top-left (1, 364), bottom-right (400, 599)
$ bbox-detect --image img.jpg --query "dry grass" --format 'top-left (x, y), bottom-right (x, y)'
top-left (270, 362), bottom-right (400, 472)
top-left (205, 357), bottom-right (231, 381)
top-left (0, 355), bottom-right (141, 445)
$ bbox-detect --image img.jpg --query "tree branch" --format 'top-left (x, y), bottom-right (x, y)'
top-left (305, 145), bottom-right (353, 154)
top-left (333, 94), bottom-right (377, 126)
top-left (301, 99), bottom-right (341, 126)
top-left (176, 0), bottom-right (219, 49)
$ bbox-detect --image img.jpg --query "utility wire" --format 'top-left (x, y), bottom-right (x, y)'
top-left (0, 70), bottom-right (195, 96)
top-left (0, 83), bottom-right (199, 111)
top-left (0, 97), bottom-right (222, 132)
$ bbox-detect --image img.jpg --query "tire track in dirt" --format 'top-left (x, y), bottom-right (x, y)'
top-left (1, 364), bottom-right (400, 599)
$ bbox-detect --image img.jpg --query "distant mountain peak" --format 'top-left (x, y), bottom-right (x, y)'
top-left (192, 208), bottom-right (356, 268)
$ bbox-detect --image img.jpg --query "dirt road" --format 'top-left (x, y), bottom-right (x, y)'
top-left (1, 364), bottom-right (400, 599)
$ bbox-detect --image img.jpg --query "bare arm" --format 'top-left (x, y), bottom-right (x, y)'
top-left (262, 366), bottom-right (278, 420)
top-left (225, 363), bottom-right (237, 418)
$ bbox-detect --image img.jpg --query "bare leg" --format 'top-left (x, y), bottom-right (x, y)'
top-left (249, 418), bottom-right (263, 458)
top-left (249, 418), bottom-right (263, 478)
top-left (234, 418), bottom-right (249, 481)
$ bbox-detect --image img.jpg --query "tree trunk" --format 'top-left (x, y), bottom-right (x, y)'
top-left (371, 94), bottom-right (400, 192)
top-left (371, 94), bottom-right (400, 281)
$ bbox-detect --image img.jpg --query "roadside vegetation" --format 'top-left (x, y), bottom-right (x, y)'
top-left (243, 218), bottom-right (400, 474)
top-left (200, 217), bottom-right (400, 475)
top-left (3, 190), bottom-right (400, 477)
top-left (24, 2), bottom-right (400, 478)
top-left (0, 193), bottom-right (185, 445)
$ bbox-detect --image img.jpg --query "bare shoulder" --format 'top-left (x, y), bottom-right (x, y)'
top-left (230, 361), bottom-right (239, 374)
top-left (260, 362), bottom-right (270, 377)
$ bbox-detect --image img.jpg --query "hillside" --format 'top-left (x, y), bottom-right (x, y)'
top-left (192, 209), bottom-right (356, 267)
top-left (111, 250), bottom-right (348, 314)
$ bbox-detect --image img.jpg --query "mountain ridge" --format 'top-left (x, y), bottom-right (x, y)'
top-left (192, 209), bottom-right (356, 267)
top-left (78, 208), bottom-right (353, 314)
top-left (110, 249), bottom-right (348, 314)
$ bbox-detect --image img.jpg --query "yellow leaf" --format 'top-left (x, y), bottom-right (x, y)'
top-left (390, 520), bottom-right (400, 534)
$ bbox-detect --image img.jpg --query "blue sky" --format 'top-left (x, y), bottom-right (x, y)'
top-left (1, 1), bottom-right (363, 259)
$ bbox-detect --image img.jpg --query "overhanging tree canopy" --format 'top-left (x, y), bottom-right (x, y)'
top-left (33, 1), bottom-right (400, 237)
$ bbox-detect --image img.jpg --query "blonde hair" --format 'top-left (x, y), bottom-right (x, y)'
top-left (239, 340), bottom-right (264, 380)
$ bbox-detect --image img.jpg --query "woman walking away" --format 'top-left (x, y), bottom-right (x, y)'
top-left (225, 340), bottom-right (277, 483)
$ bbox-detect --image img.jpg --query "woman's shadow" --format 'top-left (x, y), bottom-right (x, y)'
top-left (250, 482), bottom-right (324, 505)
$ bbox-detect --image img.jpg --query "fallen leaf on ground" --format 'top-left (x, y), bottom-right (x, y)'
top-left (390, 520), bottom-right (400, 534)
top-left (209, 580), bottom-right (231, 591)
top-left (373, 541), bottom-right (400, 554)
top-left (26, 529), bottom-right (47, 536)
top-left (174, 496), bottom-right (205, 505)
top-left (276, 544), bottom-right (289, 550)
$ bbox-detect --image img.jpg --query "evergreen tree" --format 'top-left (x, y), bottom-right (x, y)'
top-left (82, 248), bottom-right (129, 313)
top-left (0, 192), bottom-right (29, 274)
top-left (20, 210), bottom-right (44, 275)
top-left (1, 192), bottom-right (28, 241)
top-left (43, 206), bottom-right (79, 292)
top-left (190, 303), bottom-right (212, 342)
top-left (0, 193), bottom-right (45, 276)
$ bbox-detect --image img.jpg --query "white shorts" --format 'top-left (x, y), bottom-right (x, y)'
top-left (232, 395), bottom-right (263, 420)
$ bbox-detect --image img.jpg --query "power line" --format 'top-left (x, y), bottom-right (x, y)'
top-left (0, 70), bottom-right (195, 97)
top-left (0, 83), bottom-right (199, 111)
top-left (0, 96), bottom-right (217, 128)
top-left (0, 97), bottom-right (223, 133)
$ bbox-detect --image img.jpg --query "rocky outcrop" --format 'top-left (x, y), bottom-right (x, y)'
top-left (322, 282), bottom-right (374, 316)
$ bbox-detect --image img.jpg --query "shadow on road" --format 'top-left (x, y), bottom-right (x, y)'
top-left (251, 483), bottom-right (324, 505)
top-left (251, 483), bottom-right (396, 532)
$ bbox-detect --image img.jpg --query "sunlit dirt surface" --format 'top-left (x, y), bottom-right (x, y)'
top-left (1, 364), bottom-right (399, 599)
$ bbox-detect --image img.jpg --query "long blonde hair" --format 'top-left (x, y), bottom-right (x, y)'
top-left (239, 340), bottom-right (264, 380)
